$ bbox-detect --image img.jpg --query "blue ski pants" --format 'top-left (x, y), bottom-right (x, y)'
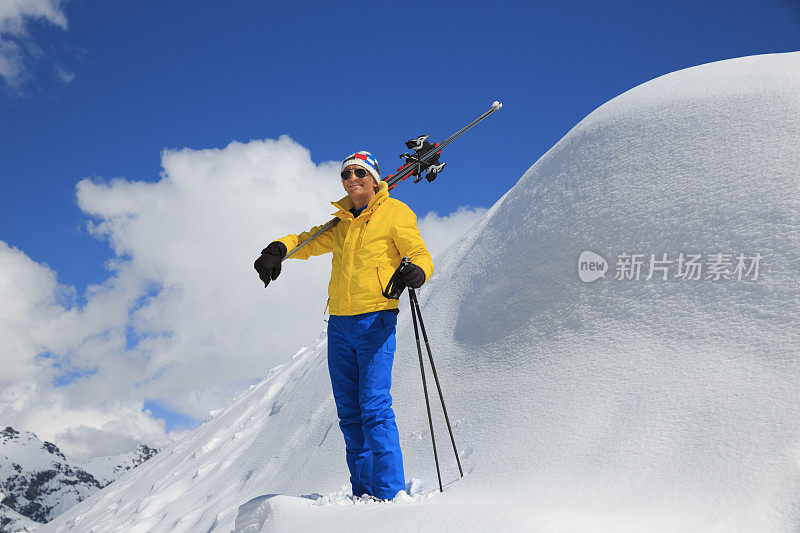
top-left (327, 310), bottom-right (405, 500)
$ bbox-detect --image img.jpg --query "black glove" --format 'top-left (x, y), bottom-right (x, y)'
top-left (397, 262), bottom-right (425, 289)
top-left (254, 241), bottom-right (287, 288)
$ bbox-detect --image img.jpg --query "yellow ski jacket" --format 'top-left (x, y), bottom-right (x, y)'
top-left (275, 181), bottom-right (434, 316)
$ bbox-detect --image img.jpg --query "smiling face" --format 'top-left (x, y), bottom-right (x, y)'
top-left (342, 164), bottom-right (379, 208)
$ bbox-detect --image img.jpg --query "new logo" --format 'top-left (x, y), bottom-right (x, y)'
top-left (578, 250), bottom-right (608, 282)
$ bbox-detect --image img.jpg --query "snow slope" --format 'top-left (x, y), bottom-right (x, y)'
top-left (41, 52), bottom-right (800, 532)
top-left (0, 502), bottom-right (39, 533)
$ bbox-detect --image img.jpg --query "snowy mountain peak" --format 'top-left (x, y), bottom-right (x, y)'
top-left (38, 445), bottom-right (64, 463)
top-left (0, 427), bottom-right (102, 527)
top-left (0, 428), bottom-right (76, 480)
top-left (81, 444), bottom-right (159, 487)
top-left (0, 427), bottom-right (158, 531)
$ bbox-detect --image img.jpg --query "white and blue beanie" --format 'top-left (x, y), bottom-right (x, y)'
top-left (342, 151), bottom-right (380, 182)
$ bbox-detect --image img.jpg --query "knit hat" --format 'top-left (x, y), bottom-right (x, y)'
top-left (341, 151), bottom-right (380, 182)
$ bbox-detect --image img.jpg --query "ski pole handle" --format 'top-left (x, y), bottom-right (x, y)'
top-left (381, 257), bottom-right (412, 299)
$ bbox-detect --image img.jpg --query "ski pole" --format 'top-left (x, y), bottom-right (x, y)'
top-left (282, 101), bottom-right (502, 261)
top-left (409, 290), bottom-right (443, 493)
top-left (409, 288), bottom-right (464, 479)
top-left (383, 259), bottom-right (464, 489)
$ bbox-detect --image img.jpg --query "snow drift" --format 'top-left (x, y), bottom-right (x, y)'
top-left (40, 52), bottom-right (800, 532)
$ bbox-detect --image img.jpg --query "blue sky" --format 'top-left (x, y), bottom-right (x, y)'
top-left (1, 0), bottom-right (798, 440)
top-left (3, 0), bottom-right (798, 296)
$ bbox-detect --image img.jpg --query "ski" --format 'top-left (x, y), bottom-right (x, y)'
top-left (283, 101), bottom-right (503, 260)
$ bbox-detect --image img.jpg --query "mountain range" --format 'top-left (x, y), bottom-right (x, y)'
top-left (0, 427), bottom-right (157, 532)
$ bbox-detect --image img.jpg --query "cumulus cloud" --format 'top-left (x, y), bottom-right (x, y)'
top-left (0, 379), bottom-right (177, 462)
top-left (0, 135), bottom-right (487, 460)
top-left (0, 0), bottom-right (68, 88)
top-left (418, 206), bottom-right (488, 260)
top-left (0, 242), bottom-right (68, 382)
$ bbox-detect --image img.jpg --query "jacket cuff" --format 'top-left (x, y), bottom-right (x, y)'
top-left (263, 241), bottom-right (287, 258)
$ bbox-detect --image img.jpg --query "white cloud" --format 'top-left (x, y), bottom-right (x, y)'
top-left (55, 64), bottom-right (74, 84)
top-left (0, 0), bottom-right (68, 88)
top-left (0, 135), bottom-right (488, 460)
top-left (0, 241), bottom-right (73, 382)
top-left (418, 206), bottom-right (488, 260)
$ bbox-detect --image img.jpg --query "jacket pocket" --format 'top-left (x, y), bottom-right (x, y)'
top-left (379, 309), bottom-right (398, 328)
top-left (376, 265), bottom-right (395, 298)
top-left (376, 266), bottom-right (386, 297)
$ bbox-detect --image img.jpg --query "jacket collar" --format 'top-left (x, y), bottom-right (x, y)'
top-left (331, 181), bottom-right (389, 220)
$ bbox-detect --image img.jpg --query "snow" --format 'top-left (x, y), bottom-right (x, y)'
top-left (0, 429), bottom-right (64, 475)
top-left (0, 428), bottom-right (157, 529)
top-left (0, 428), bottom-right (102, 525)
top-left (233, 485), bottom-right (430, 533)
top-left (0, 502), bottom-right (40, 533)
top-left (39, 51), bottom-right (800, 532)
top-left (81, 445), bottom-right (159, 487)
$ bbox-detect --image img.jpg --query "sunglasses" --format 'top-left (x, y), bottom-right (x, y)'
top-left (341, 168), bottom-right (369, 180)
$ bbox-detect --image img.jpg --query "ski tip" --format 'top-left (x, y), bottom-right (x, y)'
top-left (491, 101), bottom-right (503, 110)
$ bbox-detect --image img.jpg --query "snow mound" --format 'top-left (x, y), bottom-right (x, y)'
top-left (41, 52), bottom-right (800, 532)
top-left (233, 482), bottom-right (429, 533)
